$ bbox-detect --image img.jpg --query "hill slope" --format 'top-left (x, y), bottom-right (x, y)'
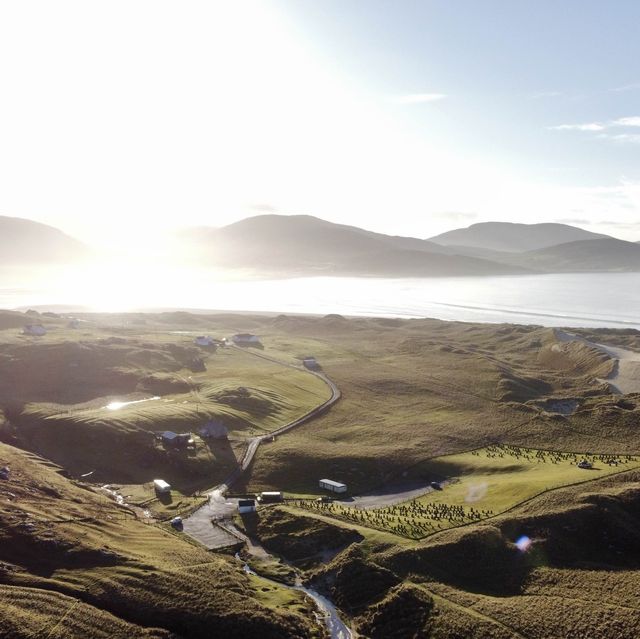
top-left (517, 237), bottom-right (640, 272)
top-left (0, 216), bottom-right (88, 264)
top-left (429, 221), bottom-right (609, 252)
top-left (178, 214), bottom-right (529, 277)
top-left (0, 441), bottom-right (319, 638)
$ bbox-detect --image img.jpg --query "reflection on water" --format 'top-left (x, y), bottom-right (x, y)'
top-left (1, 263), bottom-right (639, 330)
top-left (104, 397), bottom-right (160, 410)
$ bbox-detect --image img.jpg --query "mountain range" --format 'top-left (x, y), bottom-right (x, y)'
top-left (3, 213), bottom-right (640, 277)
top-left (178, 215), bottom-right (640, 276)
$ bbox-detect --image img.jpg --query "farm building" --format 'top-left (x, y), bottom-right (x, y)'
top-left (153, 479), bottom-right (171, 494)
top-left (238, 499), bottom-right (257, 514)
top-left (302, 356), bottom-right (319, 370)
top-left (232, 333), bottom-right (260, 345)
top-left (194, 335), bottom-right (216, 347)
top-left (161, 431), bottom-right (193, 448)
top-left (23, 324), bottom-right (46, 336)
top-left (199, 419), bottom-right (229, 439)
top-left (257, 491), bottom-right (283, 503)
top-left (319, 479), bottom-right (347, 494)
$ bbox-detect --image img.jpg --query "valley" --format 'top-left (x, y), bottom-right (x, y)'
top-left (1, 309), bottom-right (640, 637)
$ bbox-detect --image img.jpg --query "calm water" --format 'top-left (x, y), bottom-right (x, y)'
top-left (1, 267), bottom-right (639, 330)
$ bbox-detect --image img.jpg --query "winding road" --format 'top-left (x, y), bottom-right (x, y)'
top-left (182, 346), bottom-right (341, 549)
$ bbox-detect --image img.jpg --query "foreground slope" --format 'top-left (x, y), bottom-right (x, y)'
top-left (0, 441), bottom-right (320, 639)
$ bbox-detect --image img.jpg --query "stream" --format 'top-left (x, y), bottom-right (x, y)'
top-left (237, 554), bottom-right (353, 639)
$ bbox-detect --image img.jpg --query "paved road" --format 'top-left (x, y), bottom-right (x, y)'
top-left (183, 348), bottom-right (341, 548)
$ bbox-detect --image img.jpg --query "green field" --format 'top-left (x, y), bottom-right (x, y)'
top-left (291, 445), bottom-right (640, 539)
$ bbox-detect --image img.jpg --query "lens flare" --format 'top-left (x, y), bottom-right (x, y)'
top-left (515, 535), bottom-right (532, 552)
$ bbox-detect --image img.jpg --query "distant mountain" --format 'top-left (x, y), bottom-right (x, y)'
top-left (0, 216), bottom-right (88, 264)
top-left (516, 238), bottom-right (640, 272)
top-left (179, 215), bottom-right (529, 277)
top-left (428, 222), bottom-right (609, 252)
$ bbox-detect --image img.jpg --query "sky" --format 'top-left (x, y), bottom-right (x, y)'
top-left (0, 0), bottom-right (639, 248)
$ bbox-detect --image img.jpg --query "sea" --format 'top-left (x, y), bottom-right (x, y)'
top-left (1, 267), bottom-right (639, 330)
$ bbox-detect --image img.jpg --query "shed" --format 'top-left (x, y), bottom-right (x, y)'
top-left (153, 479), bottom-right (171, 494)
top-left (319, 478), bottom-right (347, 494)
top-left (302, 356), bottom-right (319, 370)
top-left (161, 431), bottom-right (192, 448)
top-left (238, 499), bottom-right (257, 514)
top-left (199, 420), bottom-right (228, 439)
top-left (194, 336), bottom-right (216, 347)
top-left (23, 324), bottom-right (46, 336)
top-left (232, 333), bottom-right (260, 345)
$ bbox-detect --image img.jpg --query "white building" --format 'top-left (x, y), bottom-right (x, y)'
top-left (153, 479), bottom-right (171, 494)
top-left (319, 478), bottom-right (347, 494)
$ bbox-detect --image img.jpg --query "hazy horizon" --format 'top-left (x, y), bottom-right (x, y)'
top-left (1, 0), bottom-right (640, 251)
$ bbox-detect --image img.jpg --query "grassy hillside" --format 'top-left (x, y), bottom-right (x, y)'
top-left (291, 445), bottom-right (640, 538)
top-left (245, 317), bottom-right (639, 495)
top-left (0, 321), bottom-right (329, 489)
top-left (0, 441), bottom-right (322, 638)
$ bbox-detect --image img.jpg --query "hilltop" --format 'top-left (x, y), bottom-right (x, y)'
top-left (428, 221), bottom-right (608, 252)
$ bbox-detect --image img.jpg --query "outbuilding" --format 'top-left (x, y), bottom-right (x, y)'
top-left (319, 478), bottom-right (347, 494)
top-left (232, 333), bottom-right (260, 345)
top-left (302, 356), bottom-right (319, 370)
top-left (194, 336), bottom-right (216, 347)
top-left (153, 479), bottom-right (171, 494)
top-left (161, 431), bottom-right (192, 448)
top-left (23, 324), bottom-right (46, 336)
top-left (199, 420), bottom-right (229, 439)
top-left (238, 499), bottom-right (257, 514)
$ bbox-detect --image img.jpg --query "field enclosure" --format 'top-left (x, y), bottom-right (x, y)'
top-left (291, 445), bottom-right (640, 539)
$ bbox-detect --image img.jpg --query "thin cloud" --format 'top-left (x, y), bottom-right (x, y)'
top-left (610, 82), bottom-right (640, 93)
top-left (529, 90), bottom-right (563, 99)
top-left (549, 122), bottom-right (605, 131)
top-left (389, 93), bottom-right (447, 105)
top-left (597, 133), bottom-right (640, 144)
top-left (556, 217), bottom-right (590, 225)
top-left (549, 116), bottom-right (640, 141)
top-left (432, 211), bottom-right (477, 222)
top-left (249, 203), bottom-right (280, 213)
top-left (612, 116), bottom-right (640, 127)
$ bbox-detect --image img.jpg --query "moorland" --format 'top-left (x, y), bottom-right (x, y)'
top-left (1, 307), bottom-right (640, 638)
